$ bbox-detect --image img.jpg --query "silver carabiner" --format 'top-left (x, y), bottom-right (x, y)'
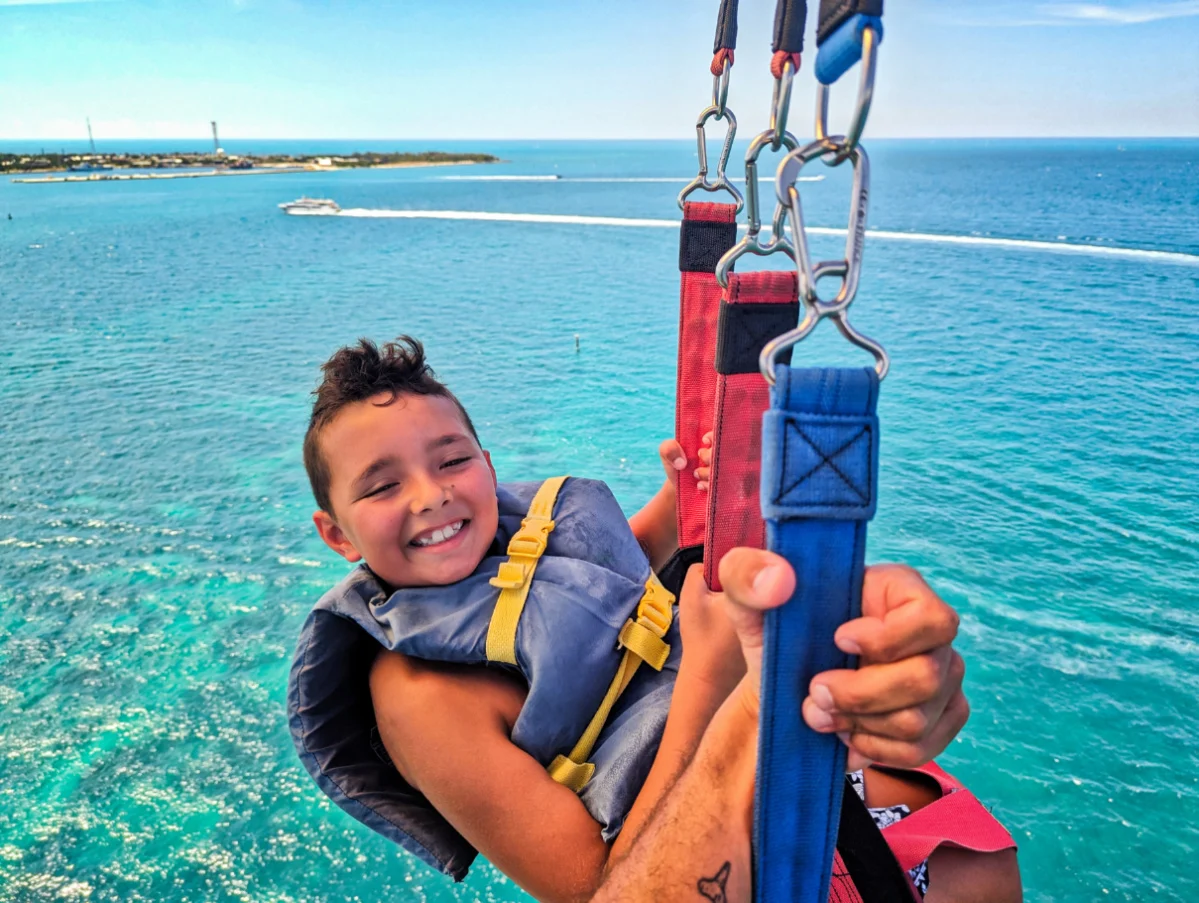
top-left (778, 139), bottom-right (869, 308)
top-left (678, 105), bottom-right (744, 212)
top-left (768, 58), bottom-right (797, 151)
top-left (759, 138), bottom-right (888, 383)
top-left (714, 128), bottom-right (799, 288)
top-left (814, 24), bottom-right (879, 166)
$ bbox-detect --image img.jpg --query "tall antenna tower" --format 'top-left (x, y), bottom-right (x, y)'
top-left (211, 120), bottom-right (225, 156)
top-left (87, 117), bottom-right (96, 154)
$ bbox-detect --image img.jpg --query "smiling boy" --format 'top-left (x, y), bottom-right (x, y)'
top-left (307, 388), bottom-right (500, 589)
top-left (289, 336), bottom-right (992, 902)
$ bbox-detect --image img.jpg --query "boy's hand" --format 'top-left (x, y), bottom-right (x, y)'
top-left (659, 432), bottom-right (713, 492)
top-left (718, 550), bottom-right (969, 771)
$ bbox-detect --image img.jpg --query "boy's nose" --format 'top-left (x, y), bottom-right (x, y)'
top-left (409, 473), bottom-right (450, 513)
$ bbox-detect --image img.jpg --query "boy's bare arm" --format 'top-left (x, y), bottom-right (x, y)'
top-left (370, 651), bottom-right (611, 903)
top-left (627, 480), bottom-right (679, 571)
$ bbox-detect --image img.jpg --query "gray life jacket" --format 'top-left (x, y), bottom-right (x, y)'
top-left (287, 477), bottom-right (681, 881)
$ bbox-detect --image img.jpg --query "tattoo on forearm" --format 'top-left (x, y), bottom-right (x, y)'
top-left (697, 861), bottom-right (731, 902)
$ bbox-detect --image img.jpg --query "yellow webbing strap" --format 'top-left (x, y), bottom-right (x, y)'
top-left (548, 572), bottom-right (675, 792)
top-left (485, 476), bottom-right (569, 666)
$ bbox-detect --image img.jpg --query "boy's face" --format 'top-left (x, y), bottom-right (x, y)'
top-left (312, 392), bottom-right (498, 588)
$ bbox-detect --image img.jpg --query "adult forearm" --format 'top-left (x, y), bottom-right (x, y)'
top-left (612, 666), bottom-right (734, 863)
top-left (595, 680), bottom-right (758, 903)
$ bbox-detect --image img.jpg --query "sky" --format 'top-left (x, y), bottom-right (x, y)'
top-left (1, 0), bottom-right (1197, 140)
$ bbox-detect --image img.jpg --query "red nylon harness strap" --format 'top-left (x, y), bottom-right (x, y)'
top-left (703, 269), bottom-right (798, 591)
top-left (676, 201), bottom-right (739, 551)
top-left (827, 762), bottom-right (1018, 902)
top-left (881, 762), bottom-right (1017, 873)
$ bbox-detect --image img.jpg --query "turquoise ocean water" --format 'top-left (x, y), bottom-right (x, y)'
top-left (1, 138), bottom-right (1197, 902)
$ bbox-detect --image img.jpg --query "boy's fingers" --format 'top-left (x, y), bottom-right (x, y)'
top-left (836, 690), bottom-right (970, 769)
top-left (702, 431), bottom-right (714, 445)
top-left (698, 446), bottom-right (712, 464)
top-left (694, 465), bottom-right (710, 480)
top-left (808, 646), bottom-right (961, 717)
top-left (658, 438), bottom-right (687, 470)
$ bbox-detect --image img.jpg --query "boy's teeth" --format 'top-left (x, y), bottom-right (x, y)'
top-left (414, 520), bottom-right (464, 547)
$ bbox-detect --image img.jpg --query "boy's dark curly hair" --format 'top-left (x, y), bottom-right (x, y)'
top-left (303, 336), bottom-right (479, 514)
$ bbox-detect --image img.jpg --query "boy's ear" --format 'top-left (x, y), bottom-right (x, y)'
top-left (483, 450), bottom-right (497, 487)
top-left (313, 509), bottom-right (363, 563)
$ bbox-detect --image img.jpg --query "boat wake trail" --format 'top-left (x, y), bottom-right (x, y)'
top-left (436, 175), bottom-right (825, 183)
top-left (312, 208), bottom-right (1199, 266)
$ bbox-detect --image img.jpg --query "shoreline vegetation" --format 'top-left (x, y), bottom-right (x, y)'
top-left (3, 150), bottom-right (500, 180)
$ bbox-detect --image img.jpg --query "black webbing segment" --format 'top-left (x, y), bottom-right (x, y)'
top-left (835, 779), bottom-right (916, 902)
top-left (712, 0), bottom-right (807, 55)
top-left (817, 0), bottom-right (883, 45)
top-left (680, 218), bottom-right (739, 273)
top-left (715, 301), bottom-right (798, 375)
top-left (773, 0), bottom-right (808, 54)
top-left (656, 544), bottom-right (703, 599)
top-left (713, 0), bottom-right (739, 53)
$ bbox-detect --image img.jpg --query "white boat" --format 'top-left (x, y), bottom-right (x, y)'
top-left (279, 197), bottom-right (340, 215)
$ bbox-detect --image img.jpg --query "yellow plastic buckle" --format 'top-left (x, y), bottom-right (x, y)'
top-left (637, 577), bottom-right (674, 638)
top-left (489, 561), bottom-right (530, 590)
top-left (548, 754), bottom-right (596, 792)
top-left (505, 517), bottom-right (554, 559)
top-left (618, 619), bottom-right (671, 671)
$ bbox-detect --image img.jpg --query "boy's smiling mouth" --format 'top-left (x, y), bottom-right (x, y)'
top-left (410, 519), bottom-right (468, 549)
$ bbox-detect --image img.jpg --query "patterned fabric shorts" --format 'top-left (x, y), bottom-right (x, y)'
top-left (849, 770), bottom-right (930, 897)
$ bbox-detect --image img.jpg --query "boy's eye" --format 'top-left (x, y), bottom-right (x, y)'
top-left (442, 457), bottom-right (470, 468)
top-left (364, 482), bottom-right (398, 498)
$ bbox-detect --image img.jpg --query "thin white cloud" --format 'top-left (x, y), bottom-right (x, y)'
top-left (1040, 1), bottom-right (1199, 22)
top-left (0, 0), bottom-right (108, 6)
top-left (938, 0), bottom-right (1199, 26)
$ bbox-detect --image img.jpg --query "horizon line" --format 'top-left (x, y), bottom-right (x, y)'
top-left (4, 134), bottom-right (1199, 143)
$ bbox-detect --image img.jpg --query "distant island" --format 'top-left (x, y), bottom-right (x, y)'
top-left (3, 150), bottom-right (500, 179)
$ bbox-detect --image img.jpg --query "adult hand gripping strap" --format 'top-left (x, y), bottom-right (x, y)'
top-left (755, 366), bottom-right (879, 903)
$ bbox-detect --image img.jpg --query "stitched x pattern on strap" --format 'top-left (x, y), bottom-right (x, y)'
top-left (777, 418), bottom-right (873, 507)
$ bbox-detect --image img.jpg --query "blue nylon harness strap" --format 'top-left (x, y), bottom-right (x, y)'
top-left (815, 1), bottom-right (884, 85)
top-left (816, 0), bottom-right (883, 44)
top-left (755, 365), bottom-right (880, 903)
